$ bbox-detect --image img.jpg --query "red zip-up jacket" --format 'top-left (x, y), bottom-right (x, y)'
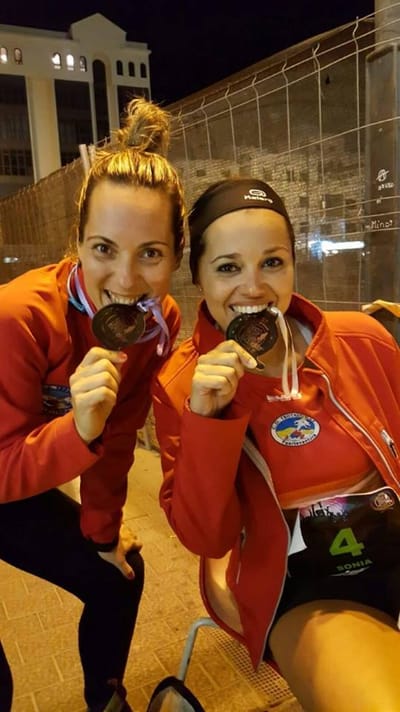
top-left (0, 258), bottom-right (180, 545)
top-left (152, 294), bottom-right (400, 667)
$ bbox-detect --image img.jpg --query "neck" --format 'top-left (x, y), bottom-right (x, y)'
top-left (257, 317), bottom-right (306, 377)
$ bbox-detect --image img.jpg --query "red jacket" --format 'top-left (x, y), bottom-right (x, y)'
top-left (0, 258), bottom-right (180, 544)
top-left (152, 294), bottom-right (400, 667)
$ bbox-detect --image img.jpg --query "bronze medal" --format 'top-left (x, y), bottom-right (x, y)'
top-left (92, 303), bottom-right (146, 350)
top-left (226, 308), bottom-right (278, 366)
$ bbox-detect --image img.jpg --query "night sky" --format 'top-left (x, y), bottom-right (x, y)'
top-left (0, 1), bottom-right (375, 104)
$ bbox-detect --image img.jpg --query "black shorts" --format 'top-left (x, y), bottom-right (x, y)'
top-left (263, 564), bottom-right (400, 662)
top-left (274, 563), bottom-right (400, 623)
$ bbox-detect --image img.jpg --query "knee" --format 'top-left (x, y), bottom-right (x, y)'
top-left (87, 550), bottom-right (145, 608)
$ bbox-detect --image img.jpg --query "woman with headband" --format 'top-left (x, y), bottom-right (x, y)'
top-left (0, 98), bottom-right (185, 712)
top-left (152, 177), bottom-right (400, 711)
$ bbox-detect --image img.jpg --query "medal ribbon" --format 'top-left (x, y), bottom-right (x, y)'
top-left (266, 307), bottom-right (301, 402)
top-left (67, 264), bottom-right (170, 356)
top-left (135, 297), bottom-right (170, 356)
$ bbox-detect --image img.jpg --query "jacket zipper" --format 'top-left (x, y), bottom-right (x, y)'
top-left (235, 527), bottom-right (247, 584)
top-left (242, 436), bottom-right (291, 667)
top-left (321, 373), bottom-right (399, 487)
top-left (381, 429), bottom-right (399, 459)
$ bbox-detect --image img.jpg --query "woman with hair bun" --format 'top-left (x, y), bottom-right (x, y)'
top-left (0, 97), bottom-right (185, 712)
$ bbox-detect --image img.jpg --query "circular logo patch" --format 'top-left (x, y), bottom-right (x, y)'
top-left (271, 413), bottom-right (320, 447)
top-left (370, 489), bottom-right (396, 511)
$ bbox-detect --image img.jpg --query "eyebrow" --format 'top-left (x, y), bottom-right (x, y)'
top-left (86, 236), bottom-right (170, 247)
top-left (210, 245), bottom-right (290, 263)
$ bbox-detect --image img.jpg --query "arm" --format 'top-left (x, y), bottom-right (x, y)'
top-left (154, 390), bottom-right (250, 557)
top-left (153, 340), bottom-right (257, 557)
top-left (0, 316), bottom-right (101, 503)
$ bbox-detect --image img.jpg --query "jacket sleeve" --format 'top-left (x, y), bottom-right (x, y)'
top-left (153, 376), bottom-right (251, 558)
top-left (0, 315), bottom-right (101, 503)
top-left (79, 300), bottom-right (182, 544)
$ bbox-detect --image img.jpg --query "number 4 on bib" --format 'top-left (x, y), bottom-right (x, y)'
top-left (329, 527), bottom-right (365, 558)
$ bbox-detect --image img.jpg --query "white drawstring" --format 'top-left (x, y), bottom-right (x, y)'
top-left (266, 307), bottom-right (301, 402)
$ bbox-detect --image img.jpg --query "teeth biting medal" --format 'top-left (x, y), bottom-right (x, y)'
top-left (91, 302), bottom-right (147, 350)
top-left (226, 307), bottom-right (279, 367)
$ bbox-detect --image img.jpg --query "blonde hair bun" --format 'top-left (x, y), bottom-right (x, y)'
top-left (115, 97), bottom-right (170, 156)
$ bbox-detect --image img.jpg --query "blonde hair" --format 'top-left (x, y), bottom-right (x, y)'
top-left (76, 97), bottom-right (185, 255)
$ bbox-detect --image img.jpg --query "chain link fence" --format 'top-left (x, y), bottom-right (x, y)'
top-left (0, 10), bottom-right (399, 346)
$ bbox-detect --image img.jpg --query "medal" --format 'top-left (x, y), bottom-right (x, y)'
top-left (92, 303), bottom-right (147, 350)
top-left (226, 308), bottom-right (278, 367)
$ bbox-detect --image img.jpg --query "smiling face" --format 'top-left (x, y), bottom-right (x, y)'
top-left (197, 208), bottom-right (294, 333)
top-left (77, 180), bottom-right (178, 310)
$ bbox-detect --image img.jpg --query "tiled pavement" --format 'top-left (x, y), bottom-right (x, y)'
top-left (0, 446), bottom-right (302, 712)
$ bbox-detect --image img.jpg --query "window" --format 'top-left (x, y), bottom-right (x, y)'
top-left (66, 54), bottom-right (74, 71)
top-left (0, 149), bottom-right (33, 176)
top-left (116, 60), bottom-right (123, 76)
top-left (140, 62), bottom-right (147, 78)
top-left (79, 56), bottom-right (87, 72)
top-left (128, 61), bottom-right (135, 77)
top-left (14, 48), bottom-right (22, 64)
top-left (52, 52), bottom-right (62, 69)
top-left (0, 47), bottom-right (8, 64)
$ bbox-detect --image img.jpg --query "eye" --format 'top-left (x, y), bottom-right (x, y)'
top-left (217, 262), bottom-right (240, 274)
top-left (263, 256), bottom-right (284, 269)
top-left (141, 247), bottom-right (163, 260)
top-left (93, 242), bottom-right (114, 257)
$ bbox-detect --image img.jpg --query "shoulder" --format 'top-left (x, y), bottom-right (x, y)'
top-left (162, 293), bottom-right (180, 319)
top-left (0, 261), bottom-right (68, 312)
top-left (325, 310), bottom-right (397, 348)
top-left (0, 260), bottom-right (70, 336)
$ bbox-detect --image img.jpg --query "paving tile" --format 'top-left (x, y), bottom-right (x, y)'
top-left (53, 648), bottom-right (82, 681)
top-left (10, 694), bottom-right (38, 712)
top-left (1, 612), bottom-right (43, 640)
top-left (33, 677), bottom-right (85, 712)
top-left (15, 622), bottom-right (77, 663)
top-left (37, 601), bottom-right (81, 630)
top-left (11, 656), bottom-right (61, 697)
top-left (3, 586), bottom-right (60, 619)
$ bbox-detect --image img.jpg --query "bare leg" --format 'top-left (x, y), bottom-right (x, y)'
top-left (269, 600), bottom-right (400, 712)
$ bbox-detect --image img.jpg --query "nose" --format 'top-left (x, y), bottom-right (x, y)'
top-left (240, 267), bottom-right (267, 297)
top-left (115, 260), bottom-right (146, 294)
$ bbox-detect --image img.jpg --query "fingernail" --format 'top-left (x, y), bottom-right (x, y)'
top-left (247, 355), bottom-right (258, 369)
top-left (117, 352), bottom-right (128, 361)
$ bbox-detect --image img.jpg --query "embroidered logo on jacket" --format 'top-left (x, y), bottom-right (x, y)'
top-left (42, 384), bottom-right (72, 416)
top-left (271, 413), bottom-right (320, 446)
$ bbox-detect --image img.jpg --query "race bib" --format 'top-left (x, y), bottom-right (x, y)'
top-left (288, 486), bottom-right (400, 578)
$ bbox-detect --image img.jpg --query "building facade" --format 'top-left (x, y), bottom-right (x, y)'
top-left (0, 13), bottom-right (151, 197)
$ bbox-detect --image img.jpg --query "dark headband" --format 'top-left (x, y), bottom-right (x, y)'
top-left (188, 178), bottom-right (291, 238)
